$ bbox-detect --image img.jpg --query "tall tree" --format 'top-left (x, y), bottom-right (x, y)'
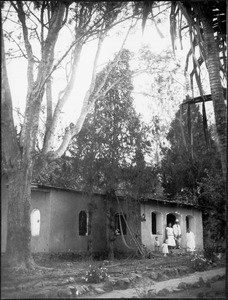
top-left (1, 1), bottom-right (137, 270)
top-left (67, 49), bottom-right (150, 193)
top-left (66, 49), bottom-right (155, 259)
top-left (133, 46), bottom-right (187, 165)
top-left (176, 1), bottom-right (227, 180)
top-left (160, 103), bottom-right (222, 198)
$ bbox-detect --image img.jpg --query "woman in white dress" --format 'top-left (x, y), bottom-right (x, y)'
top-left (165, 223), bottom-right (176, 250)
top-left (186, 228), bottom-right (195, 252)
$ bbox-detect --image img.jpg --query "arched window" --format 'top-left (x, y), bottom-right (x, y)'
top-left (79, 210), bottom-right (88, 236)
top-left (31, 209), bottom-right (40, 236)
top-left (115, 213), bottom-right (127, 235)
top-left (151, 211), bottom-right (162, 235)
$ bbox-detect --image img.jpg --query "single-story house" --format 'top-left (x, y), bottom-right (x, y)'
top-left (1, 177), bottom-right (203, 254)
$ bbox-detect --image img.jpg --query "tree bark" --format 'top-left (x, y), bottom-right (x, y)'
top-left (201, 12), bottom-right (227, 180)
top-left (6, 163), bottom-right (35, 270)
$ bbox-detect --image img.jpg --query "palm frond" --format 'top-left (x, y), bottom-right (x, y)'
top-left (142, 1), bottom-right (154, 35)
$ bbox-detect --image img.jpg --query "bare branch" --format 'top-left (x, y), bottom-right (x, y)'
top-left (42, 41), bottom-right (83, 154)
top-left (24, 1), bottom-right (44, 26)
top-left (4, 29), bottom-right (27, 59)
top-left (19, 2), bottom-right (66, 148)
top-left (91, 77), bottom-right (123, 105)
top-left (2, 3), bottom-right (12, 24)
top-left (92, 20), bottom-right (136, 101)
top-left (40, 2), bottom-right (45, 45)
top-left (46, 31), bottom-right (105, 158)
top-left (37, 2), bottom-right (66, 81)
top-left (1, 26), bottom-right (20, 169)
top-left (45, 78), bottom-right (53, 132)
top-left (48, 21), bottom-right (136, 160)
top-left (16, 1), bottom-right (35, 89)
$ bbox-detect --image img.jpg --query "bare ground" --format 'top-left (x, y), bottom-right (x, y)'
top-left (1, 252), bottom-right (226, 299)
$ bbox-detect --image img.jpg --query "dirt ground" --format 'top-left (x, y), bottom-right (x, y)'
top-left (159, 280), bottom-right (225, 298)
top-left (1, 252), bottom-right (226, 299)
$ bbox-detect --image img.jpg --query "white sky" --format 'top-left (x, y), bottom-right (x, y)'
top-left (7, 18), bottom-right (180, 118)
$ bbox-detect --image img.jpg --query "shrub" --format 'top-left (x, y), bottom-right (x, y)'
top-left (190, 253), bottom-right (210, 272)
top-left (82, 265), bottom-right (108, 283)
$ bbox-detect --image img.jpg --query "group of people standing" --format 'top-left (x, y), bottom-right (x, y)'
top-left (166, 219), bottom-right (182, 249)
top-left (154, 219), bottom-right (196, 256)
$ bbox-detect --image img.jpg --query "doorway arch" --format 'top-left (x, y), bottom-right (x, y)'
top-left (166, 213), bottom-right (176, 227)
top-left (166, 212), bottom-right (181, 227)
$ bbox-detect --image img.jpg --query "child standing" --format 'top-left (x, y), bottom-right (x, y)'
top-left (161, 240), bottom-right (169, 257)
top-left (154, 236), bottom-right (160, 252)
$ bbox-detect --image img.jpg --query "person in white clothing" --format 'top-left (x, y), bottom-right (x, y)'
top-left (161, 240), bottom-right (169, 256)
top-left (186, 228), bottom-right (196, 252)
top-left (165, 223), bottom-right (176, 251)
top-left (173, 219), bottom-right (181, 249)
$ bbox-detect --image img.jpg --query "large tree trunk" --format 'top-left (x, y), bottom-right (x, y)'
top-left (105, 199), bottom-right (115, 260)
top-left (3, 76), bottom-right (46, 270)
top-left (201, 12), bottom-right (227, 180)
top-left (6, 163), bottom-right (35, 270)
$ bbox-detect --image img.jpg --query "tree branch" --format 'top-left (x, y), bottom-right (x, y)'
top-left (19, 2), bottom-right (66, 148)
top-left (4, 29), bottom-right (28, 60)
top-left (1, 25), bottom-right (20, 170)
top-left (48, 21), bottom-right (135, 160)
top-left (42, 41), bottom-right (83, 154)
top-left (47, 30), bottom-right (105, 159)
top-left (91, 20), bottom-right (136, 102)
top-left (16, 1), bottom-right (35, 90)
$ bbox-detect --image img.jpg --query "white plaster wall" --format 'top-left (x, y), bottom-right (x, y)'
top-left (141, 203), bottom-right (203, 251)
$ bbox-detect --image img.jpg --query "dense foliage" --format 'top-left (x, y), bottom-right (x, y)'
top-left (197, 172), bottom-right (225, 251)
top-left (160, 104), bottom-right (221, 198)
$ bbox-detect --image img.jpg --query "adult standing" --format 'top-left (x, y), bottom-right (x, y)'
top-left (165, 223), bottom-right (176, 250)
top-left (186, 228), bottom-right (196, 252)
top-left (173, 219), bottom-right (182, 249)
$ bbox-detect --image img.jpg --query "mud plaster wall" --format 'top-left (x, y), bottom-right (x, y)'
top-left (1, 180), bottom-right (51, 253)
top-left (113, 198), bottom-right (141, 253)
top-left (48, 189), bottom-right (106, 253)
top-left (141, 202), bottom-right (203, 251)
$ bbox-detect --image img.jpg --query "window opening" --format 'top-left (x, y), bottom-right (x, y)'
top-left (31, 209), bottom-right (40, 236)
top-left (115, 213), bottom-right (127, 235)
top-left (186, 216), bottom-right (189, 230)
top-left (79, 210), bottom-right (88, 236)
top-left (151, 211), bottom-right (162, 234)
top-left (151, 212), bottom-right (157, 234)
top-left (186, 215), bottom-right (194, 231)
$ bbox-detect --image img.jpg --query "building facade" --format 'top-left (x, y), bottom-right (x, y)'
top-left (1, 178), bottom-right (203, 254)
top-left (140, 199), bottom-right (203, 251)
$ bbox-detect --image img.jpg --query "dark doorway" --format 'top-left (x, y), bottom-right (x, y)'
top-left (166, 213), bottom-right (176, 227)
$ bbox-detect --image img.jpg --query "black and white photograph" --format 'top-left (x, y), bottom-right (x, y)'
top-left (1, 0), bottom-right (226, 298)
